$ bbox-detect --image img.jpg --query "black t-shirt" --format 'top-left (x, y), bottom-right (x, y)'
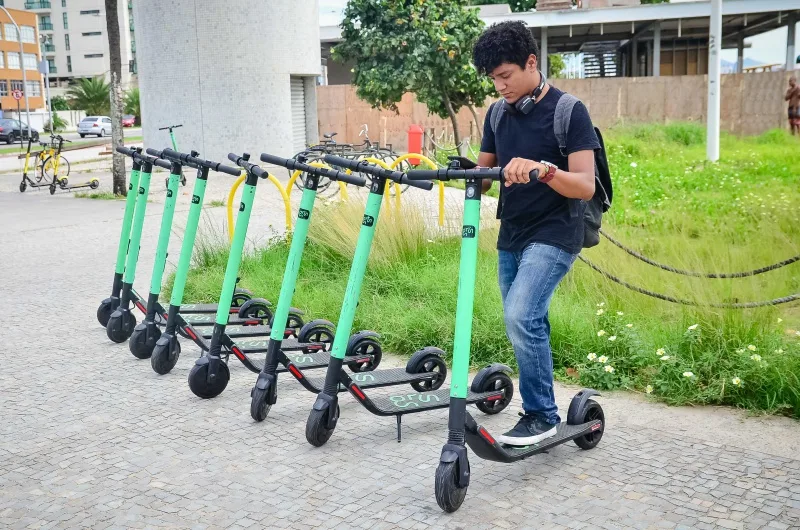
top-left (481, 86), bottom-right (600, 254)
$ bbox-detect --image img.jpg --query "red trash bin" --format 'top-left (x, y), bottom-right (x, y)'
top-left (407, 124), bottom-right (424, 165)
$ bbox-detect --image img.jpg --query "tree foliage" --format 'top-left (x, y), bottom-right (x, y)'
top-left (66, 77), bottom-right (110, 116)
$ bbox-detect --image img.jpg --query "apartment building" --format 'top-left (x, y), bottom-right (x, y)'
top-left (0, 6), bottom-right (44, 112)
top-left (0, 0), bottom-right (135, 94)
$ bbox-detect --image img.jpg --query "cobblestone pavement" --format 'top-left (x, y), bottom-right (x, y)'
top-left (1, 187), bottom-right (800, 530)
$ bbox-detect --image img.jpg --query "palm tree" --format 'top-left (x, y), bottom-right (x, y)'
top-left (66, 77), bottom-right (110, 116)
top-left (105, 0), bottom-right (126, 195)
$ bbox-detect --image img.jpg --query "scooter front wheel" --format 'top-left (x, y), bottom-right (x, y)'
top-left (250, 385), bottom-right (272, 422)
top-left (188, 361), bottom-right (230, 399)
top-left (305, 405), bottom-right (338, 447)
top-left (435, 461), bottom-right (468, 513)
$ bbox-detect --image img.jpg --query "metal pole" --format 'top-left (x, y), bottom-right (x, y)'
top-left (44, 69), bottom-right (52, 135)
top-left (653, 21), bottom-right (661, 77)
top-left (540, 27), bottom-right (548, 77)
top-left (0, 7), bottom-right (31, 136)
top-left (737, 36), bottom-right (744, 73)
top-left (707, 0), bottom-right (722, 162)
top-left (787, 14), bottom-right (797, 72)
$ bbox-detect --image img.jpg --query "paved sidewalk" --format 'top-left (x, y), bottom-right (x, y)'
top-left (1, 189), bottom-right (799, 530)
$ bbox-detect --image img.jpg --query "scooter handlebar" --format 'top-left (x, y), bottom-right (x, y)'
top-left (154, 147), bottom-right (241, 176)
top-left (227, 153), bottom-right (267, 179)
top-left (322, 154), bottom-right (433, 191)
top-left (259, 152), bottom-right (365, 187)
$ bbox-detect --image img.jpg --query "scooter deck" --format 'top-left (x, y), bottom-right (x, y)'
top-left (202, 325), bottom-right (273, 339)
top-left (179, 302), bottom-right (239, 314)
top-left (182, 313), bottom-right (263, 327)
top-left (352, 386), bottom-right (502, 417)
top-left (464, 418), bottom-right (601, 463)
top-left (304, 367), bottom-right (435, 393)
top-left (226, 334), bottom-right (322, 353)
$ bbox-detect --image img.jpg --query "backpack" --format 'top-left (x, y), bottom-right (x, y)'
top-left (488, 94), bottom-right (613, 249)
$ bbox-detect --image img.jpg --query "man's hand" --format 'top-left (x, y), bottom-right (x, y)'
top-left (504, 157), bottom-right (545, 187)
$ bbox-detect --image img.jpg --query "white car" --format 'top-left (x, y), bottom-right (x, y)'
top-left (78, 116), bottom-right (112, 138)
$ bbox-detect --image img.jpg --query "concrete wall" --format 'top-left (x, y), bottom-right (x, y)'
top-left (134, 0), bottom-right (320, 163)
top-left (317, 71), bottom-right (794, 151)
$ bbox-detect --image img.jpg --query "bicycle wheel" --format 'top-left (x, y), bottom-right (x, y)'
top-left (41, 156), bottom-right (70, 180)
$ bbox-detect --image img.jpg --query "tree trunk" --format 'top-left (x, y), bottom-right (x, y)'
top-left (467, 103), bottom-right (482, 143)
top-left (442, 91), bottom-right (463, 156)
top-left (106, 0), bottom-right (126, 195)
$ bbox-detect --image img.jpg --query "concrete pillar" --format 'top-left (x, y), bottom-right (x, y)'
top-left (737, 36), bottom-right (744, 73)
top-left (646, 40), bottom-right (652, 76)
top-left (653, 21), bottom-right (661, 77)
top-left (134, 0), bottom-right (321, 163)
top-left (631, 37), bottom-right (638, 77)
top-left (707, 0), bottom-right (722, 161)
top-left (787, 14), bottom-right (797, 72)
top-left (540, 27), bottom-right (548, 76)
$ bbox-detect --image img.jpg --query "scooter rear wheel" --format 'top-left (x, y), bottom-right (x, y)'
top-left (574, 399), bottom-right (604, 450)
top-left (188, 361), bottom-right (230, 399)
top-left (435, 461), bottom-right (468, 513)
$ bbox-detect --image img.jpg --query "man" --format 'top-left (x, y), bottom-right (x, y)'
top-left (785, 77), bottom-right (800, 135)
top-left (472, 21), bottom-right (598, 446)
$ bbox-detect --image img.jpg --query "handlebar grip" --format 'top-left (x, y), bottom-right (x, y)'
top-left (228, 153), bottom-right (266, 179)
top-left (214, 162), bottom-right (243, 176)
top-left (399, 175), bottom-right (433, 191)
top-left (336, 172), bottom-right (367, 187)
top-left (145, 147), bottom-right (163, 158)
top-left (320, 154), bottom-right (361, 172)
top-left (152, 158), bottom-right (173, 171)
top-left (404, 169), bottom-right (439, 180)
top-left (116, 146), bottom-right (136, 156)
top-left (259, 152), bottom-right (295, 169)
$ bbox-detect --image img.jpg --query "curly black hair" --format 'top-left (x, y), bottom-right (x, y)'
top-left (473, 20), bottom-right (539, 75)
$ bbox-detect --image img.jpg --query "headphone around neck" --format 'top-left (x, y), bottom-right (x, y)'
top-left (503, 70), bottom-right (547, 116)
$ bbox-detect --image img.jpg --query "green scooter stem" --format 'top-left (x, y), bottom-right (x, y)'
top-left (119, 163), bottom-right (154, 306)
top-left (114, 165), bottom-right (142, 276)
top-left (146, 165), bottom-right (182, 299)
top-left (167, 168), bottom-right (208, 309)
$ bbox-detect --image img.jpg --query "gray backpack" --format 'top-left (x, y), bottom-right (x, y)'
top-left (489, 94), bottom-right (612, 248)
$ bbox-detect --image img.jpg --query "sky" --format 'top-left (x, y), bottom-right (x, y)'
top-left (319, 0), bottom-right (796, 67)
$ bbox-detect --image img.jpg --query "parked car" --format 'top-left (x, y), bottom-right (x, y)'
top-left (78, 116), bottom-right (112, 138)
top-left (0, 118), bottom-right (39, 144)
top-left (122, 114), bottom-right (136, 127)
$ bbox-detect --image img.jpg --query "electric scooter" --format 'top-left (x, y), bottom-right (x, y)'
top-left (247, 153), bottom-right (392, 421)
top-left (97, 148), bottom-right (258, 328)
top-left (184, 152), bottom-right (384, 399)
top-left (125, 148), bottom-right (244, 358)
top-left (403, 157), bottom-right (605, 513)
top-left (19, 137), bottom-right (53, 192)
top-left (303, 155), bottom-right (515, 446)
top-left (159, 124), bottom-right (187, 187)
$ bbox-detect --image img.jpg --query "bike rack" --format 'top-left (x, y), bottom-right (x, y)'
top-left (226, 170), bottom-right (292, 243)
top-left (389, 153), bottom-right (445, 228)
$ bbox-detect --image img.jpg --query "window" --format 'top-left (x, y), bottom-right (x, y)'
top-left (102, 118), bottom-right (111, 123)
top-left (47, 58), bottom-right (55, 72)
top-left (7, 52), bottom-right (20, 69)
top-left (20, 26), bottom-right (35, 43)
top-left (25, 81), bottom-right (41, 97)
top-left (62, 0), bottom-right (66, 6)
top-left (11, 80), bottom-right (24, 92)
top-left (64, 34), bottom-right (70, 51)
top-left (0, 52), bottom-right (4, 69)
top-left (4, 24), bottom-right (17, 42)
top-left (23, 53), bottom-right (37, 70)
top-left (66, 55), bottom-right (72, 72)
top-left (63, 13), bottom-right (68, 29)
top-left (79, 9), bottom-right (100, 15)
top-left (84, 53), bottom-right (103, 58)
top-left (81, 31), bottom-right (101, 36)
top-left (0, 81), bottom-right (7, 97)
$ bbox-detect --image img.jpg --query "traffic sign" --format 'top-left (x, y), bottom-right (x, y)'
top-left (12, 90), bottom-right (23, 100)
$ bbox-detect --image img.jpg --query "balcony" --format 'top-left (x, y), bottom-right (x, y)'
top-left (39, 22), bottom-right (54, 31)
top-left (43, 43), bottom-right (55, 53)
top-left (25, 1), bottom-right (51, 9)
top-left (48, 65), bottom-right (56, 73)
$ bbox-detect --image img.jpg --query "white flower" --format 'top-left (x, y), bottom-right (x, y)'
top-left (608, 336), bottom-right (617, 342)
top-left (596, 309), bottom-right (605, 316)
top-left (656, 348), bottom-right (666, 356)
top-left (596, 302), bottom-right (605, 307)
top-left (617, 311), bottom-right (624, 316)
top-left (777, 318), bottom-right (783, 323)
top-left (426, 239), bottom-right (434, 243)
top-left (747, 345), bottom-right (757, 351)
top-left (630, 162), bottom-right (638, 168)
top-left (587, 352), bottom-right (597, 361)
top-left (604, 365), bottom-right (615, 373)
top-left (750, 354), bottom-right (762, 362)
top-left (683, 371), bottom-right (694, 378)
top-left (597, 330), bottom-right (607, 337)
top-left (598, 355), bottom-right (608, 364)
top-left (688, 324), bottom-right (699, 331)
top-left (731, 377), bottom-right (742, 386)
top-left (735, 348), bottom-right (745, 354)
top-left (796, 331), bottom-right (800, 337)
top-left (774, 349), bottom-right (784, 354)
top-left (645, 385), bottom-right (653, 394)
top-left (626, 323), bottom-right (633, 328)
top-left (660, 355), bottom-right (670, 361)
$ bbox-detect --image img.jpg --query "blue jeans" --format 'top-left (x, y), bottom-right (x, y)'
top-left (498, 242), bottom-right (577, 425)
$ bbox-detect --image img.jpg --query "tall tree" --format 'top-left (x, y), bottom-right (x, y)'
top-left (66, 77), bottom-right (111, 115)
top-left (105, 0), bottom-right (126, 195)
top-left (334, 0), bottom-right (494, 154)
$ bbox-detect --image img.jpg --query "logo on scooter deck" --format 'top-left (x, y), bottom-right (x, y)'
top-left (362, 214), bottom-right (375, 227)
top-left (191, 195), bottom-right (200, 204)
top-left (352, 373), bottom-right (375, 383)
top-left (298, 208), bottom-right (310, 220)
top-left (462, 225), bottom-right (476, 238)
top-left (389, 393), bottom-right (441, 408)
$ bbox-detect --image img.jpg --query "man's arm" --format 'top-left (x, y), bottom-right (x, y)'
top-left (503, 151), bottom-right (595, 200)
top-left (478, 151), bottom-right (497, 193)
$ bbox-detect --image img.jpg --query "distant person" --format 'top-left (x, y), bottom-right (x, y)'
top-left (785, 77), bottom-right (800, 135)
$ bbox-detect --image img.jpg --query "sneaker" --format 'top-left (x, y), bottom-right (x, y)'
top-left (495, 413), bottom-right (558, 447)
